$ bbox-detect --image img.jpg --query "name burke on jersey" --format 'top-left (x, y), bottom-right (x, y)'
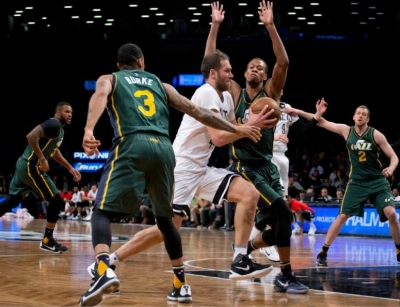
top-left (124, 76), bottom-right (154, 86)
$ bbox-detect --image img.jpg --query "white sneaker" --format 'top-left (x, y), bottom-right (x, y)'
top-left (82, 214), bottom-right (92, 221)
top-left (259, 246), bottom-right (280, 262)
top-left (308, 227), bottom-right (316, 236)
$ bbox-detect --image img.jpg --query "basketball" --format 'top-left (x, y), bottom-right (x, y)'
top-left (250, 97), bottom-right (281, 121)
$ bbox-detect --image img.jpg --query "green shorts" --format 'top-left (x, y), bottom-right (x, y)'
top-left (9, 158), bottom-right (58, 199)
top-left (341, 177), bottom-right (395, 222)
top-left (96, 134), bottom-right (175, 218)
top-left (231, 161), bottom-right (283, 224)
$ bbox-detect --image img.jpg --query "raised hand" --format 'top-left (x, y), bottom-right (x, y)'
top-left (316, 97), bottom-right (328, 114)
top-left (83, 129), bottom-right (101, 157)
top-left (235, 125), bottom-right (262, 143)
top-left (211, 1), bottom-right (225, 24)
top-left (258, 0), bottom-right (274, 26)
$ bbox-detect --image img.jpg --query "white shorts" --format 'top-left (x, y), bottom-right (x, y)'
top-left (271, 151), bottom-right (289, 194)
top-left (173, 158), bottom-right (239, 210)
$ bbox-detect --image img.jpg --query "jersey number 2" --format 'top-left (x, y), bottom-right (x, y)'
top-left (135, 90), bottom-right (156, 117)
top-left (358, 150), bottom-right (367, 162)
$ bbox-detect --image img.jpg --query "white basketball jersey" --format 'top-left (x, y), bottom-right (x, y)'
top-left (273, 102), bottom-right (299, 153)
top-left (173, 83), bottom-right (235, 167)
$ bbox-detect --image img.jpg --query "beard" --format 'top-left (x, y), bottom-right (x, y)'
top-left (215, 77), bottom-right (230, 92)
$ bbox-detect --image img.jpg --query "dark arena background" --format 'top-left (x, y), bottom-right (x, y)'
top-left (1, 1), bottom-right (400, 306)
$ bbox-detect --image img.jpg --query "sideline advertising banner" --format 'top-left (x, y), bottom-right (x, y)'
top-left (299, 205), bottom-right (398, 237)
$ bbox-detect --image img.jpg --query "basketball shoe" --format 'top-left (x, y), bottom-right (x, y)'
top-left (316, 252), bottom-right (328, 266)
top-left (79, 267), bottom-right (120, 306)
top-left (230, 254), bottom-right (273, 280)
top-left (88, 263), bottom-right (119, 294)
top-left (40, 237), bottom-right (68, 253)
top-left (259, 246), bottom-right (280, 262)
top-left (167, 284), bottom-right (192, 303)
top-left (274, 272), bottom-right (309, 294)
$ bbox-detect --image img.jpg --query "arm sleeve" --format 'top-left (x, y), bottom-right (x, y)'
top-left (291, 117), bottom-right (318, 138)
top-left (40, 119), bottom-right (62, 139)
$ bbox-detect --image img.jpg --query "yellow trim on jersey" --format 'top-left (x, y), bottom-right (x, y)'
top-left (110, 73), bottom-right (124, 141)
top-left (99, 143), bottom-right (121, 210)
top-left (234, 161), bottom-right (272, 206)
top-left (26, 140), bottom-right (55, 198)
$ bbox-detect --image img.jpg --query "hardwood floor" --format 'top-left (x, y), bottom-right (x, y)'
top-left (0, 218), bottom-right (399, 306)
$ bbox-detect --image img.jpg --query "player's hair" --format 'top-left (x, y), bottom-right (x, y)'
top-left (55, 102), bottom-right (71, 112)
top-left (117, 43), bottom-right (144, 67)
top-left (200, 49), bottom-right (230, 80)
top-left (247, 57), bottom-right (268, 73)
top-left (355, 105), bottom-right (370, 118)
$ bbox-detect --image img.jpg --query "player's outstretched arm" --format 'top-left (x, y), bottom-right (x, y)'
top-left (164, 83), bottom-right (261, 143)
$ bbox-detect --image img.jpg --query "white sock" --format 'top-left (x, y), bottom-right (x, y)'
top-left (110, 252), bottom-right (121, 265)
top-left (249, 225), bottom-right (261, 241)
top-left (233, 246), bottom-right (247, 261)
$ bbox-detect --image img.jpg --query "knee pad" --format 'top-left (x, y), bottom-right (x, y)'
top-left (270, 198), bottom-right (292, 247)
top-left (261, 228), bottom-right (275, 247)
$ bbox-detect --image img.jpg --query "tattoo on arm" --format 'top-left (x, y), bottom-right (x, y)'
top-left (96, 81), bottom-right (107, 89)
top-left (170, 91), bottom-right (236, 133)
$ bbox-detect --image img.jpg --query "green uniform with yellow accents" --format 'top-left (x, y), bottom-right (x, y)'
top-left (229, 89), bottom-right (283, 217)
top-left (9, 118), bottom-right (63, 199)
top-left (341, 126), bottom-right (394, 222)
top-left (96, 69), bottom-right (175, 218)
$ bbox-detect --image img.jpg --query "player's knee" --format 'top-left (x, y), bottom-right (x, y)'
top-left (240, 184), bottom-right (259, 210)
top-left (384, 207), bottom-right (398, 222)
top-left (261, 228), bottom-right (276, 246)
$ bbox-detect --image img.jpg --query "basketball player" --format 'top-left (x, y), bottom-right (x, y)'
top-left (80, 43), bottom-right (269, 306)
top-left (0, 102), bottom-right (81, 253)
top-left (205, 1), bottom-right (325, 293)
top-left (285, 101), bottom-right (400, 267)
top-left (258, 80), bottom-right (325, 261)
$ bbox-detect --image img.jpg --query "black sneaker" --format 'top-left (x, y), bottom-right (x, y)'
top-left (316, 253), bottom-right (328, 266)
top-left (88, 263), bottom-right (119, 293)
top-left (397, 251), bottom-right (400, 264)
top-left (229, 254), bottom-right (273, 280)
top-left (167, 284), bottom-right (192, 303)
top-left (274, 272), bottom-right (309, 294)
top-left (40, 237), bottom-right (68, 253)
top-left (79, 268), bottom-right (120, 306)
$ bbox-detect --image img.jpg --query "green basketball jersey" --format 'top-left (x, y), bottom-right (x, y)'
top-left (346, 126), bottom-right (383, 180)
top-left (230, 89), bottom-right (275, 164)
top-left (20, 118), bottom-right (64, 163)
top-left (109, 70), bottom-right (170, 141)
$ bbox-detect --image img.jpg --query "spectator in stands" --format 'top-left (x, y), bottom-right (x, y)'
top-left (309, 159), bottom-right (324, 177)
top-left (392, 188), bottom-right (400, 202)
top-left (316, 187), bottom-right (333, 202)
top-left (304, 187), bottom-right (315, 202)
top-left (298, 190), bottom-right (307, 203)
top-left (190, 198), bottom-right (212, 227)
top-left (335, 189), bottom-right (344, 203)
top-left (140, 193), bottom-right (154, 224)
